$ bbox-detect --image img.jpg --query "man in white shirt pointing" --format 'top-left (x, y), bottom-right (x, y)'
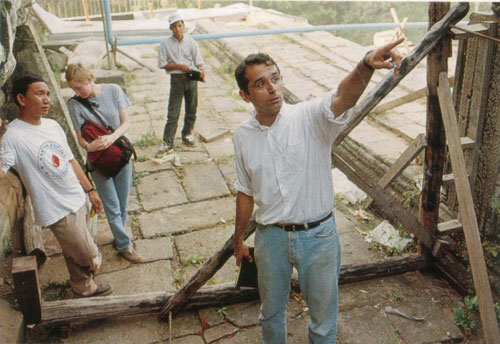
top-left (232, 38), bottom-right (404, 343)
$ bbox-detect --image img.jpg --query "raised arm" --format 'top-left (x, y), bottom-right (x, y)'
top-left (331, 37), bottom-right (404, 117)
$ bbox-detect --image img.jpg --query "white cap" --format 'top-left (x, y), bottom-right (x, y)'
top-left (168, 13), bottom-right (183, 26)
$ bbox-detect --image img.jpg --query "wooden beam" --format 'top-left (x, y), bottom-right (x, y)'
top-left (23, 196), bottom-right (46, 267)
top-left (371, 76), bottom-right (454, 115)
top-left (160, 221), bottom-right (258, 319)
top-left (37, 254), bottom-right (427, 328)
top-left (334, 2), bottom-right (469, 145)
top-left (450, 23), bottom-right (488, 38)
top-left (437, 219), bottom-right (463, 235)
top-left (332, 147), bottom-right (435, 250)
top-left (437, 73), bottom-right (500, 344)
top-left (450, 24), bottom-right (500, 44)
top-left (418, 2), bottom-right (451, 254)
top-left (364, 133), bottom-right (426, 208)
top-left (12, 256), bottom-right (42, 324)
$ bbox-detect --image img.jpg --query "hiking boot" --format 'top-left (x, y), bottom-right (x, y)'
top-left (75, 284), bottom-right (112, 298)
top-left (157, 144), bottom-right (174, 155)
top-left (119, 247), bottom-right (143, 263)
top-left (182, 134), bottom-right (196, 146)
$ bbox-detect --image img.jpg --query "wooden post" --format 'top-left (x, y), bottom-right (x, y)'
top-left (437, 73), bottom-right (500, 344)
top-left (418, 2), bottom-right (450, 253)
top-left (12, 256), bottom-right (42, 324)
top-left (82, 0), bottom-right (90, 21)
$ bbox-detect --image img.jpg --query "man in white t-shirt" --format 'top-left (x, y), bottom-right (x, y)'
top-left (0, 74), bottom-right (111, 297)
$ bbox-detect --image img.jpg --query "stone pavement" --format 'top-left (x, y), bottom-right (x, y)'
top-left (21, 8), bottom-right (469, 344)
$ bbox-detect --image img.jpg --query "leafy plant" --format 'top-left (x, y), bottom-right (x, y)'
top-left (216, 306), bottom-right (228, 317)
top-left (185, 255), bottom-right (205, 266)
top-left (453, 296), bottom-right (479, 332)
top-left (134, 134), bottom-right (162, 148)
top-left (136, 154), bottom-right (148, 162)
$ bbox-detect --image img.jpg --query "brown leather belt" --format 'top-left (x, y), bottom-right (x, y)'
top-left (271, 212), bottom-right (333, 232)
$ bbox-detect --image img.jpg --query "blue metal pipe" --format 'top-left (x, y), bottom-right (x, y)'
top-left (102, 0), bottom-right (430, 47)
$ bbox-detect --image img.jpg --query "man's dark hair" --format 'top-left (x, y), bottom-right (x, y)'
top-left (12, 74), bottom-right (44, 107)
top-left (235, 53), bottom-right (280, 94)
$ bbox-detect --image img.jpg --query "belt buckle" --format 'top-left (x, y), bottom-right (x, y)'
top-left (291, 224), bottom-right (296, 232)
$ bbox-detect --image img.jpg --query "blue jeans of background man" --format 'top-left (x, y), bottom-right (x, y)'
top-left (162, 75), bottom-right (198, 146)
top-left (91, 161), bottom-right (133, 252)
top-left (255, 216), bottom-right (341, 344)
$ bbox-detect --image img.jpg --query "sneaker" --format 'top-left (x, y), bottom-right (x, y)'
top-left (157, 144), bottom-right (174, 155)
top-left (182, 134), bottom-right (196, 146)
top-left (75, 284), bottom-right (112, 298)
top-left (119, 248), bottom-right (143, 263)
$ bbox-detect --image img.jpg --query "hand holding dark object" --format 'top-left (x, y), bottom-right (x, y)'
top-left (88, 190), bottom-right (103, 214)
top-left (233, 240), bottom-right (253, 267)
top-left (364, 37), bottom-right (405, 74)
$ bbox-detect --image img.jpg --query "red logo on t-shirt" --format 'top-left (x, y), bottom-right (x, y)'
top-left (52, 154), bottom-right (60, 168)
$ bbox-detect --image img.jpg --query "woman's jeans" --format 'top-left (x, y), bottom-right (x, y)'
top-left (91, 161), bottom-right (133, 252)
top-left (255, 216), bottom-right (341, 344)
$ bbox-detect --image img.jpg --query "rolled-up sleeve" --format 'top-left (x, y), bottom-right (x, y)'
top-left (158, 41), bottom-right (168, 69)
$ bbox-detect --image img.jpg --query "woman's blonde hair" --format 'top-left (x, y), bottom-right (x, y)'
top-left (65, 63), bottom-right (94, 83)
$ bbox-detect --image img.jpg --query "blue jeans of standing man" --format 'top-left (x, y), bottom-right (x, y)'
top-left (255, 216), bottom-right (341, 344)
top-left (162, 75), bottom-right (198, 146)
top-left (91, 162), bottom-right (133, 252)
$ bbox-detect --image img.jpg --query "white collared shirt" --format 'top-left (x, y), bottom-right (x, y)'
top-left (233, 91), bottom-right (352, 225)
top-left (158, 35), bottom-right (204, 74)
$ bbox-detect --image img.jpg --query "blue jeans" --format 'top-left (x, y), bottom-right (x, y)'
top-left (162, 75), bottom-right (198, 146)
top-left (255, 216), bottom-right (341, 344)
top-left (91, 162), bottom-right (133, 251)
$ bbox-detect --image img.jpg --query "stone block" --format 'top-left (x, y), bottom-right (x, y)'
top-left (203, 322), bottom-right (238, 343)
top-left (138, 196), bottom-right (235, 237)
top-left (0, 298), bottom-right (24, 344)
top-left (220, 326), bottom-right (261, 344)
top-left (95, 260), bottom-right (174, 294)
top-left (198, 307), bottom-right (225, 327)
top-left (136, 170), bottom-right (188, 211)
top-left (134, 237), bottom-right (173, 262)
top-left (46, 49), bottom-right (68, 72)
top-left (225, 300), bottom-right (261, 327)
top-left (39, 255), bottom-right (69, 289)
top-left (182, 161), bottom-right (231, 202)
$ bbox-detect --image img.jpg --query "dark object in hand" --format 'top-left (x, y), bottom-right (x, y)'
top-left (186, 70), bottom-right (204, 82)
top-left (235, 247), bottom-right (258, 288)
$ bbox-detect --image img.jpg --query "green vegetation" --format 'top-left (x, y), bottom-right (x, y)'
top-left (216, 306), bottom-right (228, 317)
top-left (184, 254), bottom-right (205, 266)
top-left (453, 295), bottom-right (500, 334)
top-left (134, 133), bottom-right (163, 148)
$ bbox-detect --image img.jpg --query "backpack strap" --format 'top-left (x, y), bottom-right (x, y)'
top-left (71, 96), bottom-right (113, 131)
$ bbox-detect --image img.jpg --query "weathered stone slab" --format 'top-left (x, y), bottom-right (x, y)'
top-left (138, 196), bottom-right (235, 237)
top-left (172, 335), bottom-right (205, 344)
top-left (96, 245), bottom-right (132, 274)
top-left (39, 255), bottom-right (69, 288)
top-left (203, 322), bottom-right (238, 343)
top-left (95, 215), bottom-right (133, 247)
top-left (225, 300), bottom-right (261, 327)
top-left (198, 307), bottom-right (225, 327)
top-left (204, 137), bottom-right (235, 159)
top-left (338, 305), bottom-right (399, 344)
top-left (220, 326), bottom-right (262, 343)
top-left (0, 298), bottom-right (24, 344)
top-left (95, 260), bottom-right (174, 294)
top-left (199, 127), bottom-right (230, 143)
top-left (182, 161), bottom-right (230, 202)
top-left (217, 157), bottom-right (237, 195)
top-left (136, 170), bottom-right (188, 211)
top-left (176, 225), bottom-right (240, 285)
top-left (128, 188), bottom-right (142, 213)
top-left (59, 314), bottom-right (168, 344)
top-left (134, 237), bottom-right (173, 262)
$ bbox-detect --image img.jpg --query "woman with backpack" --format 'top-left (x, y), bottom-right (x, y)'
top-left (66, 63), bottom-right (142, 264)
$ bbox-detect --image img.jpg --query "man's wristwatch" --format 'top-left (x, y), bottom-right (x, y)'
top-left (363, 50), bottom-right (374, 70)
top-left (85, 187), bottom-right (96, 194)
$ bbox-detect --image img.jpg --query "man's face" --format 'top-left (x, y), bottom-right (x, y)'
top-left (240, 63), bottom-right (283, 118)
top-left (17, 81), bottom-right (51, 116)
top-left (170, 21), bottom-right (185, 41)
top-left (68, 77), bottom-right (93, 99)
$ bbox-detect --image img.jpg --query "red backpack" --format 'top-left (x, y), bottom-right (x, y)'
top-left (73, 97), bottom-right (136, 178)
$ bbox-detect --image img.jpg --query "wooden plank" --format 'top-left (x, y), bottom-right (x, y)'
top-left (160, 221), bottom-right (258, 318)
top-left (12, 256), bottom-right (42, 324)
top-left (364, 133), bottom-right (426, 208)
top-left (437, 73), bottom-right (500, 344)
top-left (332, 147), bottom-right (435, 250)
top-left (460, 136), bottom-right (475, 150)
top-left (442, 173), bottom-right (455, 187)
top-left (334, 2), bottom-right (469, 145)
top-left (437, 219), bottom-right (463, 235)
top-left (418, 2), bottom-right (451, 254)
top-left (450, 23), bottom-right (488, 38)
top-left (371, 76), bottom-right (454, 115)
top-left (38, 254), bottom-right (427, 328)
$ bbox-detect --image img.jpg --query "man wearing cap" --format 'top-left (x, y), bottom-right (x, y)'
top-left (157, 13), bottom-right (205, 154)
top-left (232, 38), bottom-right (404, 343)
